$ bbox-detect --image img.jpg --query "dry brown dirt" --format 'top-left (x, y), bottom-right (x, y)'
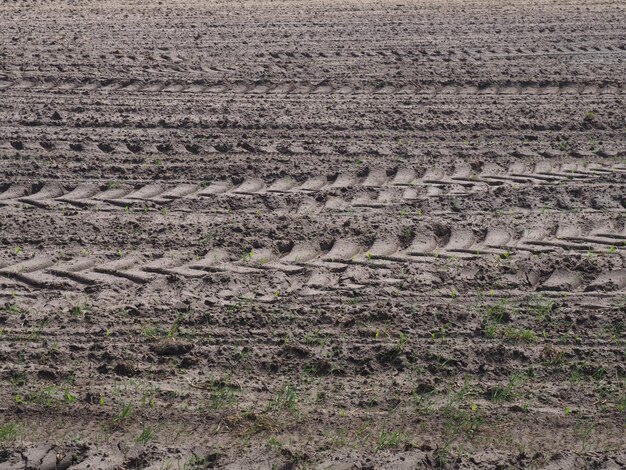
top-left (0, 0), bottom-right (625, 468)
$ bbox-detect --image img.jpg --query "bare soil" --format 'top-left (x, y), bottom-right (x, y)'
top-left (0, 0), bottom-right (625, 468)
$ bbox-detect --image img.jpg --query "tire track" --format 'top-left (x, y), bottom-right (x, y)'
top-left (0, 78), bottom-right (624, 96)
top-left (3, 138), bottom-right (624, 160)
top-left (0, 161), bottom-right (623, 211)
top-left (1, 226), bottom-right (623, 292)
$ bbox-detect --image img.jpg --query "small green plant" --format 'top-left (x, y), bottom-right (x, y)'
top-left (140, 324), bottom-right (160, 339)
top-left (183, 453), bottom-right (215, 469)
top-left (528, 295), bottom-right (554, 322)
top-left (0, 423), bottom-right (18, 441)
top-left (4, 302), bottom-right (21, 315)
top-left (111, 402), bottom-right (134, 427)
top-left (242, 249), bottom-right (253, 261)
top-left (490, 373), bottom-right (522, 402)
top-left (431, 324), bottom-right (448, 342)
top-left (592, 367), bottom-right (606, 381)
top-left (63, 388), bottom-right (76, 404)
top-left (616, 394), bottom-right (626, 412)
top-left (374, 428), bottom-right (411, 451)
top-left (574, 420), bottom-right (596, 451)
top-left (167, 315), bottom-right (182, 338)
top-left (268, 384), bottom-right (299, 414)
top-left (205, 379), bottom-right (237, 410)
top-left (503, 327), bottom-right (537, 342)
top-left (393, 332), bottom-right (409, 353)
top-left (583, 111), bottom-right (595, 122)
top-left (484, 300), bottom-right (509, 324)
top-left (400, 225), bottom-right (413, 242)
top-left (434, 445), bottom-right (450, 468)
top-left (435, 383), bottom-right (484, 467)
top-left (484, 323), bottom-right (497, 339)
top-left (266, 436), bottom-right (283, 452)
top-left (609, 321), bottom-right (624, 343)
top-left (198, 233), bottom-right (214, 247)
top-left (70, 305), bottom-right (84, 317)
top-left (136, 425), bottom-right (154, 445)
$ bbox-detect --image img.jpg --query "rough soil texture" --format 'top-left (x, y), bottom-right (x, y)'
top-left (0, 0), bottom-right (625, 468)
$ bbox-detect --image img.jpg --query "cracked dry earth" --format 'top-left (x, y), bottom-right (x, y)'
top-left (0, 0), bottom-right (625, 468)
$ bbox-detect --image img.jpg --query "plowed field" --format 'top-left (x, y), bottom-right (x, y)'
top-left (0, 0), bottom-right (624, 468)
